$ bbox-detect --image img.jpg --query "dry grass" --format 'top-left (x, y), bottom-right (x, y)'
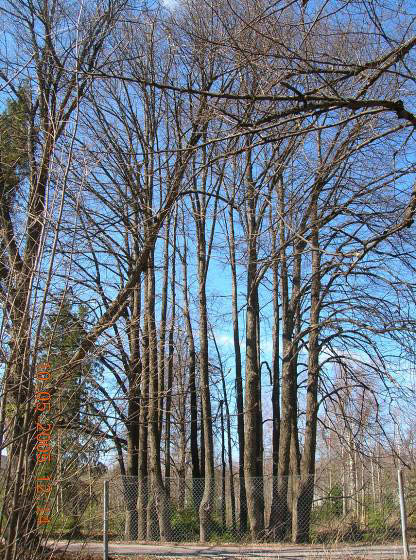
top-left (50, 555), bottom-right (244, 560)
top-left (0, 552), bottom-right (398, 560)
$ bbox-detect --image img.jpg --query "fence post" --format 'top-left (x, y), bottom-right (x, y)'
top-left (103, 480), bottom-right (109, 560)
top-left (398, 469), bottom-right (409, 560)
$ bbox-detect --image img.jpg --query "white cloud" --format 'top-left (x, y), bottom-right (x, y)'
top-left (214, 333), bottom-right (234, 348)
top-left (161, 0), bottom-right (178, 8)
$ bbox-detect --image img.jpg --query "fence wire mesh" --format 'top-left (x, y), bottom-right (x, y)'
top-left (69, 469), bottom-right (415, 545)
top-left (41, 469), bottom-right (416, 545)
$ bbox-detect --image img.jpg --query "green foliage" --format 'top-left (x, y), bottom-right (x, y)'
top-left (48, 509), bottom-right (92, 539)
top-left (4, 402), bottom-right (16, 420)
top-left (108, 510), bottom-right (126, 538)
top-left (38, 296), bottom-right (105, 535)
top-left (311, 484), bottom-right (343, 522)
top-left (367, 508), bottom-right (389, 530)
top-left (171, 507), bottom-right (199, 540)
top-left (208, 527), bottom-right (236, 543)
top-left (0, 89), bottom-right (30, 201)
top-left (48, 512), bottom-right (81, 535)
top-left (208, 513), bottom-right (233, 541)
top-left (39, 296), bottom-right (104, 470)
top-left (170, 507), bottom-right (236, 542)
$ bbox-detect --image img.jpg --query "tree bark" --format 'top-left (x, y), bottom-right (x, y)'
top-left (192, 179), bottom-right (215, 541)
top-left (268, 216), bottom-right (281, 533)
top-left (147, 251), bottom-right (172, 541)
top-left (165, 210), bottom-right (177, 497)
top-left (243, 146), bottom-right (264, 540)
top-left (158, 217), bottom-right (171, 437)
top-left (228, 204), bottom-right (247, 533)
top-left (220, 400), bottom-right (226, 530)
top-left (275, 177), bottom-right (301, 542)
top-left (125, 279), bottom-right (142, 540)
top-left (181, 214), bottom-right (201, 508)
top-left (138, 273), bottom-right (149, 540)
top-left (178, 364), bottom-right (186, 510)
top-left (219, 351), bottom-right (237, 533)
top-left (295, 190), bottom-right (321, 542)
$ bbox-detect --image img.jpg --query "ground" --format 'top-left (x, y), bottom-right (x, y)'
top-left (48, 542), bottom-right (415, 559)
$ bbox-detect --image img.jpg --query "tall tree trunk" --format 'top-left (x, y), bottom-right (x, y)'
top-left (158, 217), bottom-right (171, 437)
top-left (243, 146), bottom-right (264, 540)
top-left (220, 400), bottom-right (226, 531)
top-left (125, 279), bottom-right (142, 540)
top-left (361, 460), bottom-right (365, 524)
top-left (189, 144), bottom-right (217, 542)
top-left (200, 396), bottom-right (205, 481)
top-left (228, 204), bottom-right (247, 533)
top-left (138, 273), bottom-right (149, 540)
top-left (342, 445), bottom-right (347, 515)
top-left (165, 210), bottom-right (177, 496)
top-left (147, 250), bottom-right (172, 541)
top-left (290, 261), bottom-right (301, 542)
top-left (181, 215), bottom-right (201, 508)
top-left (371, 457), bottom-right (376, 508)
top-left (295, 192), bottom-right (321, 542)
top-left (275, 177), bottom-right (298, 542)
top-left (221, 355), bottom-right (237, 533)
top-left (196, 217), bottom-right (215, 542)
top-left (269, 219), bottom-right (281, 532)
top-left (178, 366), bottom-right (186, 510)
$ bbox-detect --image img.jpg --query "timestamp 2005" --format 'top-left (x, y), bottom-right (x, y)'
top-left (34, 362), bottom-right (53, 525)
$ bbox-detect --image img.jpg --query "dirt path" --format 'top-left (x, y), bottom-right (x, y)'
top-left (50, 541), bottom-right (415, 558)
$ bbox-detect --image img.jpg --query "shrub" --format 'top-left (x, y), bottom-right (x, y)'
top-left (171, 507), bottom-right (199, 541)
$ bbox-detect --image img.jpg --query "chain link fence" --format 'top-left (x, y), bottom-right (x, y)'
top-left (89, 469), bottom-right (415, 545)
top-left (43, 469), bottom-right (416, 546)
